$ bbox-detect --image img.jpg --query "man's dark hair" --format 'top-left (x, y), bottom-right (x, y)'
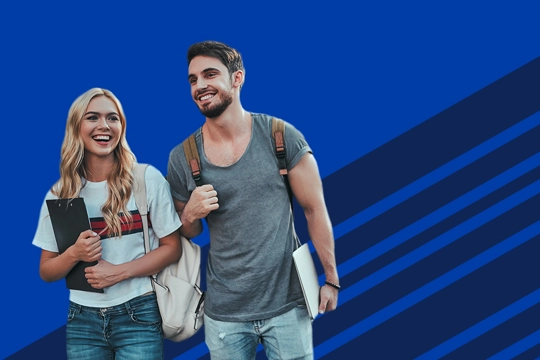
top-left (187, 41), bottom-right (244, 76)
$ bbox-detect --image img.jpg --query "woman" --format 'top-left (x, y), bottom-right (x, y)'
top-left (32, 88), bottom-right (182, 359)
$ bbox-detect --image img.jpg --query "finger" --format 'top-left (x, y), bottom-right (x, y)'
top-left (319, 297), bottom-right (328, 314)
top-left (200, 184), bottom-right (214, 191)
top-left (82, 230), bottom-right (98, 238)
top-left (89, 252), bottom-right (102, 262)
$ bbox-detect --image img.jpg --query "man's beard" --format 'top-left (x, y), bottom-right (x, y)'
top-left (199, 91), bottom-right (233, 118)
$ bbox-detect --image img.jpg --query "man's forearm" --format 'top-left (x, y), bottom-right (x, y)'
top-left (305, 207), bottom-right (339, 284)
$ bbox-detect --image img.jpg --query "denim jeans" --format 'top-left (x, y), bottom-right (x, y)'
top-left (204, 305), bottom-right (313, 360)
top-left (66, 292), bottom-right (163, 360)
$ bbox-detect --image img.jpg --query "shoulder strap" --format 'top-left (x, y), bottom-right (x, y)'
top-left (183, 133), bottom-right (203, 187)
top-left (272, 117), bottom-right (293, 207)
top-left (132, 163), bottom-right (157, 288)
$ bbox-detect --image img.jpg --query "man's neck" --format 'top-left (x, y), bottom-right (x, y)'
top-left (203, 105), bottom-right (250, 143)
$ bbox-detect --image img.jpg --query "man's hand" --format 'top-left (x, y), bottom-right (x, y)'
top-left (318, 284), bottom-right (338, 314)
top-left (183, 184), bottom-right (219, 221)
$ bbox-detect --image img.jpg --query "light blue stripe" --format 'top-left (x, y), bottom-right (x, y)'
top-left (334, 151), bottom-right (540, 280)
top-left (487, 329), bottom-right (540, 360)
top-left (315, 220), bottom-right (540, 358)
top-left (333, 112), bottom-right (540, 239)
top-left (174, 342), bottom-right (208, 360)
top-left (174, 115), bottom-right (540, 359)
top-left (339, 179), bottom-right (540, 305)
top-left (193, 113), bottom-right (540, 249)
top-left (417, 292), bottom-right (540, 359)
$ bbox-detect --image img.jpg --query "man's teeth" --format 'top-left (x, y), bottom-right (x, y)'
top-left (200, 94), bottom-right (214, 101)
top-left (93, 135), bottom-right (110, 141)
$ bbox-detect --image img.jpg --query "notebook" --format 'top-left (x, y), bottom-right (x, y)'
top-left (292, 242), bottom-right (320, 320)
top-left (46, 198), bottom-right (103, 293)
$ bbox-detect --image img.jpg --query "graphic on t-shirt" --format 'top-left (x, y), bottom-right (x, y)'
top-left (90, 210), bottom-right (152, 239)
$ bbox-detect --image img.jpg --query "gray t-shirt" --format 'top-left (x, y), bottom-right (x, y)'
top-left (167, 113), bottom-right (311, 321)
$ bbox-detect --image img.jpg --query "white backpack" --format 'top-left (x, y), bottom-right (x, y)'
top-left (133, 163), bottom-right (205, 342)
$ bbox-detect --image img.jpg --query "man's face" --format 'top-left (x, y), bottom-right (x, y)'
top-left (188, 55), bottom-right (234, 118)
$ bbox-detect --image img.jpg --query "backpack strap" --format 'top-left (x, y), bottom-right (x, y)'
top-left (132, 163), bottom-right (158, 288)
top-left (183, 133), bottom-right (203, 187)
top-left (272, 117), bottom-right (293, 207)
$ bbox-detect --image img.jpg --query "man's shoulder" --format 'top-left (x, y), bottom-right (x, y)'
top-left (169, 127), bottom-right (202, 158)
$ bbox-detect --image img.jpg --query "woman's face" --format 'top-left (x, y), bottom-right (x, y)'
top-left (80, 96), bottom-right (122, 161)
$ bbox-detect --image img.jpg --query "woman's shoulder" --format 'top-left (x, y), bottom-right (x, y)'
top-left (136, 163), bottom-right (167, 185)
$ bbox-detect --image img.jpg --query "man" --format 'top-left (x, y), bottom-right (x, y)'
top-left (167, 40), bottom-right (339, 360)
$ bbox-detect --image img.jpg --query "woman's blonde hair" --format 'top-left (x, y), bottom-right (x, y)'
top-left (52, 88), bottom-right (136, 238)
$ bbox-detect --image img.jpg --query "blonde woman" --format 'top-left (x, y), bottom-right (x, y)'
top-left (32, 88), bottom-right (182, 360)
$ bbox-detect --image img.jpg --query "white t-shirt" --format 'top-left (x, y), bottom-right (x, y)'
top-left (32, 165), bottom-right (181, 308)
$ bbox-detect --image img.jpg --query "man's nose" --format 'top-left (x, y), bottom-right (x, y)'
top-left (196, 77), bottom-right (208, 89)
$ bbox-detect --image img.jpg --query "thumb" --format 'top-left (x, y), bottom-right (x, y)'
top-left (319, 297), bottom-right (328, 314)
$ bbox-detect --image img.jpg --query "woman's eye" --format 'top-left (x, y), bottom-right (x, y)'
top-left (87, 115), bottom-right (98, 120)
top-left (109, 117), bottom-right (119, 121)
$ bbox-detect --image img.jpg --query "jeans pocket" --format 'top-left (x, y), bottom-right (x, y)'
top-left (129, 301), bottom-right (162, 327)
top-left (67, 305), bottom-right (79, 322)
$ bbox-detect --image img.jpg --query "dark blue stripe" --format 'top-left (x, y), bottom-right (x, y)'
top-left (315, 222), bottom-right (540, 358)
top-left (313, 188), bottom-right (540, 352)
top-left (488, 329), bottom-right (540, 360)
top-left (9, 56), bottom-right (540, 360)
top-left (417, 290), bottom-right (540, 359)
top-left (440, 304), bottom-right (540, 359)
top-left (324, 123), bottom-right (540, 278)
top-left (323, 56), bottom-right (540, 226)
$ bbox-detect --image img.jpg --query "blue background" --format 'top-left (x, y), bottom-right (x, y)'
top-left (2, 1), bottom-right (540, 359)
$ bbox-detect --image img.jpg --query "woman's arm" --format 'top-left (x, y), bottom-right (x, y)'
top-left (84, 228), bottom-right (183, 289)
top-left (39, 229), bottom-right (102, 282)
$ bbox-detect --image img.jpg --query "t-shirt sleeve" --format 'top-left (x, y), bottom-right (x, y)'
top-left (283, 120), bottom-right (313, 171)
top-left (166, 144), bottom-right (194, 204)
top-left (32, 191), bottom-right (61, 253)
top-left (145, 165), bottom-right (182, 239)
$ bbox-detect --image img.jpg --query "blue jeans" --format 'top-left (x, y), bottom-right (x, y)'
top-left (66, 292), bottom-right (163, 360)
top-left (204, 305), bottom-right (313, 360)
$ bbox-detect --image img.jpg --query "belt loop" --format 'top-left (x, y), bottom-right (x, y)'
top-left (124, 297), bottom-right (133, 313)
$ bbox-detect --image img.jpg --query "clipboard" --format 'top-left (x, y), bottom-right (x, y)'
top-left (46, 198), bottom-right (103, 293)
top-left (292, 241), bottom-right (320, 320)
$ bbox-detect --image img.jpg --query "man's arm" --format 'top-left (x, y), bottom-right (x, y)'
top-left (288, 152), bottom-right (339, 314)
top-left (173, 184), bottom-right (219, 239)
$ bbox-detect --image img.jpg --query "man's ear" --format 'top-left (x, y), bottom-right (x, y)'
top-left (232, 69), bottom-right (245, 88)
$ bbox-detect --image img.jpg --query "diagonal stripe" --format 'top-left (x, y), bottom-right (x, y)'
top-left (314, 220), bottom-right (540, 358)
top-left (182, 113), bottom-right (540, 250)
top-left (13, 57), bottom-right (540, 360)
top-left (339, 179), bottom-right (540, 305)
top-left (416, 291), bottom-right (540, 359)
top-left (174, 342), bottom-right (208, 360)
top-left (487, 329), bottom-right (540, 360)
top-left (336, 151), bottom-right (540, 279)
top-left (178, 180), bottom-right (540, 360)
top-left (324, 56), bottom-right (540, 226)
top-left (333, 113), bottom-right (540, 240)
